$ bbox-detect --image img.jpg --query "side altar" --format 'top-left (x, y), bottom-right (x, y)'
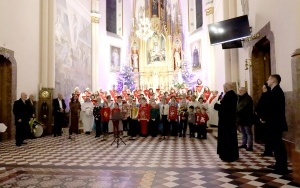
top-left (129, 0), bottom-right (183, 91)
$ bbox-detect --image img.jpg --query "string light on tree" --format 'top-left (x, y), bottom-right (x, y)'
top-left (117, 65), bottom-right (136, 92)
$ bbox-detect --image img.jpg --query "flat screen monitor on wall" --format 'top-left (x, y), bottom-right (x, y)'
top-left (222, 40), bottom-right (243, 49)
top-left (208, 15), bottom-right (250, 45)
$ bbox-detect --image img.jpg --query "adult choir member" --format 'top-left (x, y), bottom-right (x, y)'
top-left (81, 97), bottom-right (94, 134)
top-left (214, 83), bottom-right (239, 162)
top-left (69, 93), bottom-right (81, 138)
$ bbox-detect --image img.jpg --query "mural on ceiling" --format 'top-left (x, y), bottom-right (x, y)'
top-left (54, 0), bottom-right (91, 104)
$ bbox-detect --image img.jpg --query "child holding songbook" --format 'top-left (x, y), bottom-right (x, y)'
top-left (188, 106), bottom-right (195, 138)
top-left (111, 103), bottom-right (121, 137)
top-left (149, 101), bottom-right (160, 137)
top-left (129, 100), bottom-right (139, 139)
top-left (168, 99), bottom-right (178, 136)
top-left (195, 107), bottom-right (209, 139)
top-left (138, 97), bottom-right (150, 137)
top-left (179, 103), bottom-right (188, 137)
top-left (100, 101), bottom-right (110, 139)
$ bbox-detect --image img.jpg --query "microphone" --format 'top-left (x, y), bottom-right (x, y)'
top-left (218, 92), bottom-right (223, 101)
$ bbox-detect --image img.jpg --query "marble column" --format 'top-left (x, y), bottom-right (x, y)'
top-left (228, 0), bottom-right (239, 85)
top-left (205, 1), bottom-right (216, 89)
top-left (291, 48), bottom-right (300, 183)
top-left (41, 0), bottom-right (55, 89)
top-left (91, 0), bottom-right (101, 92)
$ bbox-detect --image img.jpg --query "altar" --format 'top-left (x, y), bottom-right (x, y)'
top-left (129, 0), bottom-right (183, 91)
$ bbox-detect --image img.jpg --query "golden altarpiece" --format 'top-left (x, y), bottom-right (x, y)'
top-left (130, 0), bottom-right (183, 91)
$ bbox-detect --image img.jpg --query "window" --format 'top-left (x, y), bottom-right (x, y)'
top-left (106, 0), bottom-right (117, 34)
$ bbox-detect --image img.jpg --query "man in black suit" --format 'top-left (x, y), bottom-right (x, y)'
top-left (263, 74), bottom-right (288, 174)
top-left (13, 92), bottom-right (31, 146)
top-left (52, 93), bottom-right (66, 137)
top-left (214, 83), bottom-right (239, 162)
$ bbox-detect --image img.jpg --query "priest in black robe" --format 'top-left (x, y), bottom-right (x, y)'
top-left (214, 83), bottom-right (239, 162)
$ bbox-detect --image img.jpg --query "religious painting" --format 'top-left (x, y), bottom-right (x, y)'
top-left (110, 46), bottom-right (121, 72)
top-left (55, 0), bottom-right (91, 107)
top-left (190, 40), bottom-right (201, 70)
top-left (147, 32), bottom-right (166, 64)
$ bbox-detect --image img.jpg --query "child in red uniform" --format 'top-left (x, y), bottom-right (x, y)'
top-left (179, 103), bottom-right (188, 137)
top-left (111, 103), bottom-right (121, 137)
top-left (168, 99), bottom-right (178, 136)
top-left (138, 97), bottom-right (150, 137)
top-left (100, 101), bottom-right (111, 139)
top-left (195, 107), bottom-right (209, 139)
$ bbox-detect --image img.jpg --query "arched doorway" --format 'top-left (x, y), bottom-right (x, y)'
top-left (251, 36), bottom-right (271, 142)
top-left (0, 48), bottom-right (17, 141)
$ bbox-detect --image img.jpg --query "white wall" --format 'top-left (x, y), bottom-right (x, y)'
top-left (98, 0), bottom-right (133, 91)
top-left (0, 0), bottom-right (41, 98)
top-left (237, 0), bottom-right (300, 91)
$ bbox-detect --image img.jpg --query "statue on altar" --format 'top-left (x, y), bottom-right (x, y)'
top-left (152, 0), bottom-right (158, 16)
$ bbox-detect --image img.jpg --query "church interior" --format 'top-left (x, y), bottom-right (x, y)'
top-left (1, 0), bottom-right (300, 187)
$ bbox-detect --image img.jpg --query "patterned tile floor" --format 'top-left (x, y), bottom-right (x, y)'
top-left (0, 132), bottom-right (299, 188)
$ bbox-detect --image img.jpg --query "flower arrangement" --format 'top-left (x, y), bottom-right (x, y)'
top-left (29, 118), bottom-right (42, 133)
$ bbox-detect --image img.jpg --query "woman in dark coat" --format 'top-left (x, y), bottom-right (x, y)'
top-left (214, 83), bottom-right (239, 162)
top-left (255, 83), bottom-right (272, 156)
top-left (69, 93), bottom-right (81, 138)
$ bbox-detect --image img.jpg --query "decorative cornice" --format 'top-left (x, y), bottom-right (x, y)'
top-left (291, 49), bottom-right (300, 57)
top-left (91, 16), bottom-right (100, 24)
top-left (205, 7), bottom-right (214, 16)
top-left (244, 33), bottom-right (260, 42)
top-left (0, 47), bottom-right (12, 53)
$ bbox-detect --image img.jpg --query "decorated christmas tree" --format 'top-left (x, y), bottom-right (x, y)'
top-left (116, 65), bottom-right (136, 92)
top-left (181, 61), bottom-right (197, 89)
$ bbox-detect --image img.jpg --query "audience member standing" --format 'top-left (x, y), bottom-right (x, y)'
top-left (264, 74), bottom-right (288, 174)
top-left (13, 92), bottom-right (31, 146)
top-left (25, 94), bottom-right (36, 138)
top-left (52, 93), bottom-right (66, 137)
top-left (214, 83), bottom-right (239, 162)
top-left (237, 87), bottom-right (254, 151)
top-left (255, 83), bottom-right (273, 156)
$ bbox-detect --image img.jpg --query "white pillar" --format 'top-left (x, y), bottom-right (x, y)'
top-left (40, 0), bottom-right (55, 89)
top-left (48, 0), bottom-right (56, 88)
top-left (228, 0), bottom-right (239, 83)
top-left (91, 0), bottom-right (101, 92)
top-left (41, 0), bottom-right (49, 88)
top-left (205, 1), bottom-right (216, 89)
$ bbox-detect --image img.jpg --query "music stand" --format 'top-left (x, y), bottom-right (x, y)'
top-left (111, 112), bottom-right (126, 147)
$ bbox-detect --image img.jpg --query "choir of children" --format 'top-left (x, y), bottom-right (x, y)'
top-left (72, 85), bottom-right (218, 140)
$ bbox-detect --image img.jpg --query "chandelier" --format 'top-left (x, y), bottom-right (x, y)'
top-left (135, 18), bottom-right (153, 40)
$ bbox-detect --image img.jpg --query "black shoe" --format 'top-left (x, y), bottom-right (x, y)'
top-left (95, 135), bottom-right (100, 138)
top-left (274, 168), bottom-right (289, 175)
top-left (179, 134), bottom-right (182, 137)
top-left (68, 136), bottom-right (72, 139)
top-left (21, 142), bottom-right (28, 145)
top-left (53, 134), bottom-right (57, 137)
top-left (246, 147), bottom-right (253, 151)
top-left (267, 165), bottom-right (277, 169)
top-left (16, 144), bottom-right (21, 147)
top-left (238, 145), bottom-right (247, 149)
top-left (261, 153), bottom-right (273, 157)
